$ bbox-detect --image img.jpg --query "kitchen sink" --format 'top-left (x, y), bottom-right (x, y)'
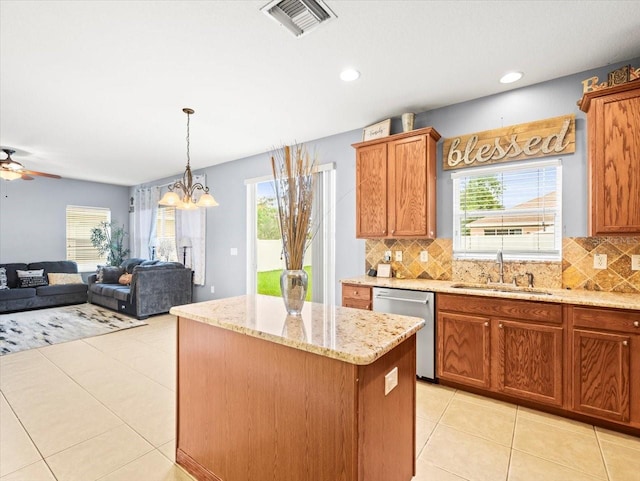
top-left (449, 283), bottom-right (554, 296)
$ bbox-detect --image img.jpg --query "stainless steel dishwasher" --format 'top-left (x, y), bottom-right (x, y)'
top-left (372, 287), bottom-right (435, 381)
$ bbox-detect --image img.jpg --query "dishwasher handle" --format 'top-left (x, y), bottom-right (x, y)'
top-left (374, 294), bottom-right (429, 304)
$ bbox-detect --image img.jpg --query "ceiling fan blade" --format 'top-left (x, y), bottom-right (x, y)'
top-left (21, 174), bottom-right (34, 180)
top-left (21, 169), bottom-right (61, 179)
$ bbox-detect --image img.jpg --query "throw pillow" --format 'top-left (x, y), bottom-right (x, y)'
top-left (16, 269), bottom-right (48, 288)
top-left (0, 267), bottom-right (8, 290)
top-left (16, 269), bottom-right (45, 278)
top-left (48, 272), bottom-right (84, 285)
top-left (118, 273), bottom-right (133, 285)
top-left (97, 266), bottom-right (124, 284)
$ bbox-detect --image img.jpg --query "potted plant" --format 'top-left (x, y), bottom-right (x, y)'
top-left (90, 221), bottom-right (130, 267)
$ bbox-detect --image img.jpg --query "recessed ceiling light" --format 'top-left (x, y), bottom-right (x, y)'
top-left (340, 68), bottom-right (360, 82)
top-left (500, 71), bottom-right (524, 84)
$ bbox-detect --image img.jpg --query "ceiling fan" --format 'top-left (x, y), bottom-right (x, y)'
top-left (0, 148), bottom-right (61, 181)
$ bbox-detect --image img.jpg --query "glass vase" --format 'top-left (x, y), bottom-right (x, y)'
top-left (280, 269), bottom-right (308, 316)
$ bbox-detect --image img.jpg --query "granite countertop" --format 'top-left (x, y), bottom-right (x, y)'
top-left (342, 276), bottom-right (640, 311)
top-left (170, 294), bottom-right (425, 365)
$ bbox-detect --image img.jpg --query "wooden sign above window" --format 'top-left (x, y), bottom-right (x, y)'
top-left (442, 114), bottom-right (575, 171)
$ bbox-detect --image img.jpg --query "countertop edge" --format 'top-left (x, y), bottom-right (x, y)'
top-left (341, 277), bottom-right (640, 311)
top-left (170, 303), bottom-right (425, 365)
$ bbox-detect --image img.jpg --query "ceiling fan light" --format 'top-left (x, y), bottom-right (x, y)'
top-left (0, 170), bottom-right (22, 180)
top-left (196, 193), bottom-right (219, 207)
top-left (159, 191), bottom-right (181, 206)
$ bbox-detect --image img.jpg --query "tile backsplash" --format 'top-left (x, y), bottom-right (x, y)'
top-left (364, 236), bottom-right (640, 293)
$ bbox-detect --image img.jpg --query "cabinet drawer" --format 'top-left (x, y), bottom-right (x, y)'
top-left (573, 307), bottom-right (640, 334)
top-left (438, 293), bottom-right (562, 324)
top-left (342, 284), bottom-right (372, 302)
top-left (343, 299), bottom-right (372, 311)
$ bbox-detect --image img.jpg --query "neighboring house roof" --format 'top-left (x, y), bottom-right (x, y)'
top-left (466, 192), bottom-right (556, 228)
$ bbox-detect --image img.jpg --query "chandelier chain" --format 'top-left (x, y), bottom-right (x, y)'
top-left (186, 111), bottom-right (191, 168)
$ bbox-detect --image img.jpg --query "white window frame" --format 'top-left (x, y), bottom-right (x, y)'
top-left (452, 159), bottom-right (563, 261)
top-left (66, 205), bottom-right (111, 271)
top-left (245, 162), bottom-right (336, 305)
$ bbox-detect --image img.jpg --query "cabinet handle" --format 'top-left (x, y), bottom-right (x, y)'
top-left (484, 321), bottom-right (489, 327)
top-left (498, 323), bottom-right (504, 329)
top-left (623, 340), bottom-right (628, 346)
top-left (353, 291), bottom-right (357, 296)
top-left (382, 229), bottom-right (386, 234)
top-left (391, 229), bottom-right (395, 234)
top-left (634, 321), bottom-right (639, 328)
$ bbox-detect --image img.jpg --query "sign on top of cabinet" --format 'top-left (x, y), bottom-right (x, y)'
top-left (352, 127), bottom-right (441, 239)
top-left (580, 80), bottom-right (640, 235)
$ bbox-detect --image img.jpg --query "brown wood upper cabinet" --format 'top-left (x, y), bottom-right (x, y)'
top-left (579, 80), bottom-right (640, 235)
top-left (353, 127), bottom-right (441, 239)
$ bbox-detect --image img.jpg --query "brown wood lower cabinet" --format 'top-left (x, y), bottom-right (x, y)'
top-left (177, 317), bottom-right (417, 481)
top-left (437, 311), bottom-right (490, 389)
top-left (570, 306), bottom-right (639, 425)
top-left (497, 319), bottom-right (563, 407)
top-left (342, 283), bottom-right (372, 310)
top-left (437, 294), bottom-right (640, 433)
top-left (437, 294), bottom-right (564, 407)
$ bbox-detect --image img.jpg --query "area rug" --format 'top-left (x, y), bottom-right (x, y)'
top-left (0, 303), bottom-right (147, 355)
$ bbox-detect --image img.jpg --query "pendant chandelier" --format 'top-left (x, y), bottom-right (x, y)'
top-left (159, 108), bottom-right (218, 209)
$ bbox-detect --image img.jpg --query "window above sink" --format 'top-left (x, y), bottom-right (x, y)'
top-left (451, 159), bottom-right (563, 261)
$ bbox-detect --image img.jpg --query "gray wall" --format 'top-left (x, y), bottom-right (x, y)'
top-left (135, 128), bottom-right (364, 303)
top-left (161, 56), bottom-right (636, 303)
top-left (0, 177), bottom-right (129, 269)
top-left (3, 57), bottom-right (636, 301)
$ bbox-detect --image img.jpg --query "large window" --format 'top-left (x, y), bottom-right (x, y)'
top-left (66, 206), bottom-right (111, 271)
top-left (452, 159), bottom-right (562, 260)
top-left (155, 206), bottom-right (178, 262)
top-left (246, 163), bottom-right (336, 305)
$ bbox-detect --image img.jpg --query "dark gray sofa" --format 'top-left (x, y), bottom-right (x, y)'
top-left (87, 260), bottom-right (192, 319)
top-left (0, 261), bottom-right (88, 313)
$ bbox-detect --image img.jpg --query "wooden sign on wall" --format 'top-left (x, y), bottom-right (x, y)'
top-left (442, 114), bottom-right (575, 171)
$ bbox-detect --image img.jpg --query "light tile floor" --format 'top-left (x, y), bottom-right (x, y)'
top-left (1, 314), bottom-right (639, 481)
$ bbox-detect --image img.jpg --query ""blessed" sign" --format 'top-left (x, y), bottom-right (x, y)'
top-left (442, 114), bottom-right (575, 170)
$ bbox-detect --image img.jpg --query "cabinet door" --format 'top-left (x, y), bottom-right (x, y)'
top-left (387, 135), bottom-right (430, 237)
top-left (589, 86), bottom-right (640, 234)
top-left (356, 143), bottom-right (388, 238)
top-left (437, 311), bottom-right (491, 389)
top-left (573, 329), bottom-right (630, 422)
top-left (496, 320), bottom-right (563, 406)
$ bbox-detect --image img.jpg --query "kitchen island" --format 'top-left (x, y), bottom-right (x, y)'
top-left (170, 295), bottom-right (425, 481)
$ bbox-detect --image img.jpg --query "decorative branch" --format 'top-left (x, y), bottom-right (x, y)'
top-left (270, 143), bottom-right (317, 270)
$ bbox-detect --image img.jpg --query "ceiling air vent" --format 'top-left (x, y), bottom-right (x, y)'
top-left (261, 0), bottom-right (337, 38)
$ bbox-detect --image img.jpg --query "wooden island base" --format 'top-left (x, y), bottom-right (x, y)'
top-left (177, 317), bottom-right (417, 481)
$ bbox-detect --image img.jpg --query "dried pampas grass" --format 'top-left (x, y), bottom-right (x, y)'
top-left (270, 143), bottom-right (317, 270)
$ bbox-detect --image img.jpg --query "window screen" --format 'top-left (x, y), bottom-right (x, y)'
top-left (66, 206), bottom-right (111, 271)
top-left (452, 159), bottom-right (562, 260)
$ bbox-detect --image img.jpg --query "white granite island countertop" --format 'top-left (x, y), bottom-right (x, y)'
top-left (170, 294), bottom-right (425, 365)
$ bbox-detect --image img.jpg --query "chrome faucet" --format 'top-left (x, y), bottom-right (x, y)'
top-left (496, 250), bottom-right (504, 284)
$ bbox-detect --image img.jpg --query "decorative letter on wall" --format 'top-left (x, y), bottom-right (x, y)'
top-left (442, 114), bottom-right (575, 171)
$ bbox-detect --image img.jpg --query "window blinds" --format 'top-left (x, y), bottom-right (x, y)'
top-left (452, 159), bottom-right (562, 260)
top-left (66, 205), bottom-right (111, 271)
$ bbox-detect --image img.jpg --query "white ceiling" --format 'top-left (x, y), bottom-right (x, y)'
top-left (1, 1), bottom-right (640, 187)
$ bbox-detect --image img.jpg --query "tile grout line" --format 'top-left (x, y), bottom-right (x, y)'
top-left (505, 406), bottom-right (520, 481)
top-left (593, 428), bottom-right (613, 481)
top-left (32, 334), bottom-right (173, 458)
top-left (1, 352), bottom-right (61, 481)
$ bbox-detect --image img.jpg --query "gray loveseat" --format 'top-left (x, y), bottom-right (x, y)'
top-left (0, 261), bottom-right (88, 313)
top-left (87, 259), bottom-right (192, 319)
